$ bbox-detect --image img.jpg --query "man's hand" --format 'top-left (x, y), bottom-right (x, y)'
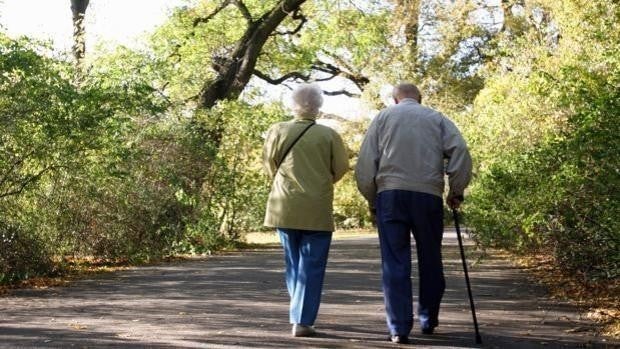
top-left (447, 195), bottom-right (464, 210)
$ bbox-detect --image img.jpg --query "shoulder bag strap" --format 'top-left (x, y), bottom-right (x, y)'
top-left (276, 121), bottom-right (315, 171)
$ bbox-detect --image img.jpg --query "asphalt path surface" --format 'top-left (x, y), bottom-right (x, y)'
top-left (1, 231), bottom-right (617, 348)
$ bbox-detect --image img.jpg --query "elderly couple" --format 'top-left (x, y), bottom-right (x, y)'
top-left (262, 82), bottom-right (472, 344)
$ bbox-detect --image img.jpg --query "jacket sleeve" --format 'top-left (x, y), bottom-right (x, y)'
top-left (331, 130), bottom-right (349, 183)
top-left (262, 125), bottom-right (279, 180)
top-left (355, 116), bottom-right (381, 208)
top-left (441, 117), bottom-right (473, 200)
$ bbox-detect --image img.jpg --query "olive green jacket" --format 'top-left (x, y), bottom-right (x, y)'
top-left (263, 117), bottom-right (349, 232)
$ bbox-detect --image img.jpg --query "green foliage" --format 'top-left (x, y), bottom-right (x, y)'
top-left (0, 33), bottom-right (165, 279)
top-left (333, 119), bottom-right (372, 229)
top-left (0, 221), bottom-right (53, 283)
top-left (0, 35), bottom-right (106, 200)
top-left (464, 0), bottom-right (619, 280)
top-left (178, 100), bottom-right (284, 252)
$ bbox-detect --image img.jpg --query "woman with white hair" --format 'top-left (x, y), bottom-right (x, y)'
top-left (263, 83), bottom-right (349, 337)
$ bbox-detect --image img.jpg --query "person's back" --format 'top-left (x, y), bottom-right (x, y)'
top-left (356, 95), bottom-right (471, 208)
top-left (264, 120), bottom-right (347, 231)
top-left (370, 100), bottom-right (448, 198)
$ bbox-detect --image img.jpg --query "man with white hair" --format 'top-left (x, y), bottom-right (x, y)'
top-left (355, 82), bottom-right (472, 344)
top-left (263, 83), bottom-right (349, 337)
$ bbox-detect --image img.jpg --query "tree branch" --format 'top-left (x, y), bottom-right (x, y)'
top-left (0, 164), bottom-right (60, 199)
top-left (253, 69), bottom-right (360, 97)
top-left (70, 0), bottom-right (90, 65)
top-left (198, 0), bottom-right (309, 110)
top-left (167, 1), bottom-right (234, 63)
top-left (319, 50), bottom-right (357, 73)
top-left (0, 150), bottom-right (37, 190)
top-left (273, 8), bottom-right (307, 36)
top-left (253, 69), bottom-right (310, 84)
top-left (345, 0), bottom-right (370, 15)
top-left (193, 0), bottom-right (232, 27)
top-left (312, 59), bottom-right (369, 90)
top-left (323, 89), bottom-right (360, 97)
top-left (232, 0), bottom-right (253, 23)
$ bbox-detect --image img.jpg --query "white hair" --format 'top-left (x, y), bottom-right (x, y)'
top-left (291, 84), bottom-right (323, 117)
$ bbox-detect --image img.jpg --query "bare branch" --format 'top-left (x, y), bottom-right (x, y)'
top-left (323, 89), bottom-right (360, 97)
top-left (273, 8), bottom-right (307, 36)
top-left (232, 0), bottom-right (253, 23)
top-left (314, 75), bottom-right (338, 82)
top-left (0, 151), bottom-right (34, 190)
top-left (167, 1), bottom-right (234, 63)
top-left (345, 0), bottom-right (370, 15)
top-left (312, 59), bottom-right (369, 90)
top-left (253, 68), bottom-right (360, 97)
top-left (193, 0), bottom-right (232, 27)
top-left (281, 82), bottom-right (295, 90)
top-left (0, 164), bottom-right (60, 199)
top-left (253, 69), bottom-right (310, 84)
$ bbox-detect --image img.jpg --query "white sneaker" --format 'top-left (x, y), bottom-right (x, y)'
top-left (292, 324), bottom-right (316, 337)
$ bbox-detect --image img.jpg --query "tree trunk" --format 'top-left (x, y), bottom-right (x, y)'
top-left (70, 0), bottom-right (90, 65)
top-left (393, 0), bottom-right (421, 60)
top-left (191, 0), bottom-right (307, 152)
top-left (197, 0), bottom-right (308, 110)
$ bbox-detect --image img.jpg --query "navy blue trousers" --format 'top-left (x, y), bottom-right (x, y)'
top-left (278, 228), bottom-right (332, 326)
top-left (376, 190), bottom-right (445, 336)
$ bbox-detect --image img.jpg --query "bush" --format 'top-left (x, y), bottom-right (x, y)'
top-left (0, 221), bottom-right (53, 283)
top-left (465, 0), bottom-right (620, 280)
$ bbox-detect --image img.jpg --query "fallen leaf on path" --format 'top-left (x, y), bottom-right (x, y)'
top-left (68, 322), bottom-right (87, 330)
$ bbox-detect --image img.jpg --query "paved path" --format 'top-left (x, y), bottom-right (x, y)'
top-left (1, 231), bottom-right (617, 348)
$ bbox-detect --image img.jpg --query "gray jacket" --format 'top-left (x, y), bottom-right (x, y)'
top-left (355, 98), bottom-right (472, 207)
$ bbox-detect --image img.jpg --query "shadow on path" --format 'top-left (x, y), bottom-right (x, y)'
top-left (0, 231), bottom-right (617, 348)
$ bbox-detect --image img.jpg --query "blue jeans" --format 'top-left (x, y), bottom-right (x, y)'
top-left (376, 190), bottom-right (445, 336)
top-left (277, 228), bottom-right (332, 326)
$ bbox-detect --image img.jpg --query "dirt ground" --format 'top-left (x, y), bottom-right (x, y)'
top-left (1, 231), bottom-right (618, 348)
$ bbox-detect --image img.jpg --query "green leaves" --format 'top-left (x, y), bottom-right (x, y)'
top-left (464, 0), bottom-right (620, 281)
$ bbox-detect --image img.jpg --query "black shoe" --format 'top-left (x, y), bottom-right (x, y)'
top-left (421, 327), bottom-right (434, 335)
top-left (389, 335), bottom-right (409, 344)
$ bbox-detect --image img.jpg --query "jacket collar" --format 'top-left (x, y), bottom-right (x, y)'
top-left (293, 116), bottom-right (316, 122)
top-left (399, 98), bottom-right (420, 105)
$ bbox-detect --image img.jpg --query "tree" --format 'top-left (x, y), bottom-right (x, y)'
top-left (70, 0), bottom-right (90, 65)
top-left (391, 0), bottom-right (422, 61)
top-left (195, 0), bottom-right (308, 109)
top-left (463, 0), bottom-right (619, 281)
top-left (0, 33), bottom-right (168, 281)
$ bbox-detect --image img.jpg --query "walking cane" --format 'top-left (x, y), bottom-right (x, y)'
top-left (452, 208), bottom-right (482, 344)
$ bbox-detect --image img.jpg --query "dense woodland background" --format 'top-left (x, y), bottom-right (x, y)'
top-left (0, 0), bottom-right (617, 302)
